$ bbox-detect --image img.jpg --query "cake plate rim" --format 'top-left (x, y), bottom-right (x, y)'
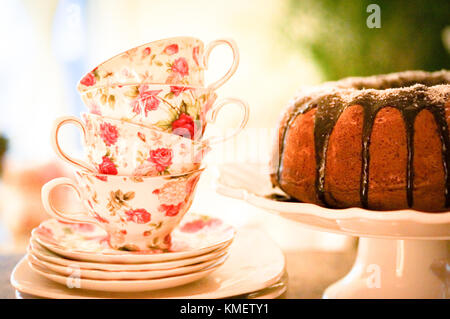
top-left (213, 163), bottom-right (450, 230)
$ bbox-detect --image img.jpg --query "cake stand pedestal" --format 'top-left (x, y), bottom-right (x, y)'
top-left (323, 237), bottom-right (448, 298)
top-left (214, 163), bottom-right (450, 299)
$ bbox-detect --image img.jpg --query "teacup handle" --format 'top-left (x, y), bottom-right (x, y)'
top-left (204, 97), bottom-right (249, 145)
top-left (52, 116), bottom-right (96, 173)
top-left (204, 38), bottom-right (239, 91)
top-left (41, 177), bottom-right (99, 225)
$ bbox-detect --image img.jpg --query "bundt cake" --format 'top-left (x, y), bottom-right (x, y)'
top-left (271, 70), bottom-right (450, 212)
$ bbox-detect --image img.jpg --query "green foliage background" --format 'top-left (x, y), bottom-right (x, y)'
top-left (0, 135), bottom-right (7, 176)
top-left (280, 0), bottom-right (450, 80)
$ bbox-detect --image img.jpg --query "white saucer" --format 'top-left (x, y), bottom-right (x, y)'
top-left (11, 229), bottom-right (286, 298)
top-left (29, 238), bottom-right (230, 271)
top-left (14, 272), bottom-right (288, 299)
top-left (28, 256), bottom-right (226, 292)
top-left (33, 214), bottom-right (235, 263)
top-left (28, 252), bottom-right (228, 280)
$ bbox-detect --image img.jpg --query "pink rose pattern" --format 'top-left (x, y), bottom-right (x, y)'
top-left (142, 47), bottom-right (151, 57)
top-left (172, 113), bottom-right (197, 139)
top-left (132, 161), bottom-right (158, 177)
top-left (88, 102), bottom-right (101, 115)
top-left (192, 46), bottom-right (200, 66)
top-left (82, 82), bottom-right (212, 138)
top-left (98, 156), bottom-right (118, 175)
top-left (152, 176), bottom-right (198, 205)
top-left (148, 148), bottom-right (173, 172)
top-left (170, 85), bottom-right (192, 97)
top-left (99, 122), bottom-right (118, 146)
top-left (79, 42), bottom-right (210, 184)
top-left (91, 114), bottom-right (204, 177)
top-left (185, 174), bottom-right (201, 196)
top-left (52, 174), bottom-right (202, 250)
top-left (80, 71), bottom-right (96, 86)
top-left (125, 208), bottom-right (151, 224)
top-left (164, 44), bottom-right (179, 55)
top-left (171, 57), bottom-right (189, 77)
top-left (163, 234), bottom-right (172, 246)
top-left (132, 86), bottom-right (162, 116)
top-left (158, 203), bottom-right (183, 217)
top-left (78, 41), bottom-right (205, 91)
top-left (180, 218), bottom-right (222, 233)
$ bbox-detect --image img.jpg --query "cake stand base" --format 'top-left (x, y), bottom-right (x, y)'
top-left (215, 163), bottom-right (450, 299)
top-left (323, 237), bottom-right (449, 299)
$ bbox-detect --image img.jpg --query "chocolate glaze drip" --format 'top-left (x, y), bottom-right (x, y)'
top-left (276, 73), bottom-right (450, 209)
top-left (429, 107), bottom-right (450, 207)
top-left (349, 86), bottom-right (448, 208)
top-left (265, 193), bottom-right (299, 202)
top-left (313, 95), bottom-right (346, 205)
top-left (276, 102), bottom-right (315, 183)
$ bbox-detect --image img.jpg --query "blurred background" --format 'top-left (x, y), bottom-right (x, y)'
top-left (0, 0), bottom-right (448, 252)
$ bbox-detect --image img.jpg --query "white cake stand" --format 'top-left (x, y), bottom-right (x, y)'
top-left (214, 163), bottom-right (450, 299)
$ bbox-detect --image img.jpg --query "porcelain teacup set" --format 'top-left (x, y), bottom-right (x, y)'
top-left (44, 36), bottom-right (249, 251)
top-left (22, 37), bottom-right (261, 294)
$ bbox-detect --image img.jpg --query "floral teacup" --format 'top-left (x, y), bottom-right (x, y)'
top-left (41, 167), bottom-right (204, 251)
top-left (52, 113), bottom-right (210, 176)
top-left (80, 84), bottom-right (217, 136)
top-left (77, 37), bottom-right (239, 92)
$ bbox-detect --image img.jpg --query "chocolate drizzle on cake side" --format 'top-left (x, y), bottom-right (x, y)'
top-left (274, 70), bottom-right (450, 210)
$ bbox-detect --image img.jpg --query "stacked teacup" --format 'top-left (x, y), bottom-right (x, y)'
top-left (42, 37), bottom-right (248, 252)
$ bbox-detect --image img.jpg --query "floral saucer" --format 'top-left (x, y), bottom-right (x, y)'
top-left (32, 214), bottom-right (235, 263)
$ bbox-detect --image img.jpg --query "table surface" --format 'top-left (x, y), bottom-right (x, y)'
top-left (0, 248), bottom-right (356, 299)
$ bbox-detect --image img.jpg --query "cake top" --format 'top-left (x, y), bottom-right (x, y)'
top-left (330, 69), bottom-right (450, 90)
top-left (289, 70), bottom-right (450, 114)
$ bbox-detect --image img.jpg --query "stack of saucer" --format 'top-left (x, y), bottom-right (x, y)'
top-left (26, 214), bottom-right (235, 293)
top-left (13, 227), bottom-right (287, 298)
